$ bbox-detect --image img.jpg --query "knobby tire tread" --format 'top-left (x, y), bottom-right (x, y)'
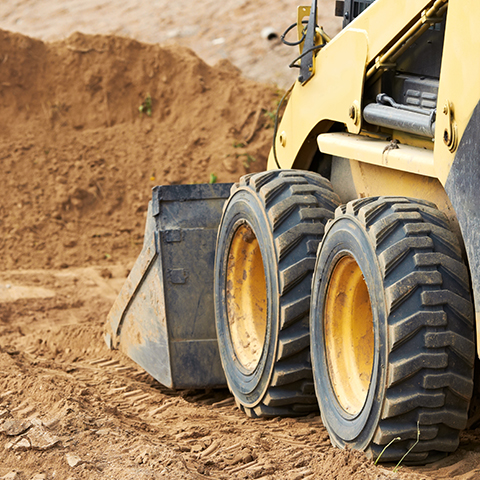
top-left (235, 170), bottom-right (340, 417)
top-left (344, 197), bottom-right (474, 463)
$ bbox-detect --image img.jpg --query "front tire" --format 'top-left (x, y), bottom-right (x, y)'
top-left (310, 197), bottom-right (475, 463)
top-left (214, 170), bottom-right (340, 417)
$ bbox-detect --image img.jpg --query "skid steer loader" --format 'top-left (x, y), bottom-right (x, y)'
top-left (105, 0), bottom-right (480, 464)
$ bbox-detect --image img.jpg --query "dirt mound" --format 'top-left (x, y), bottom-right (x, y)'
top-left (0, 30), bottom-right (278, 270)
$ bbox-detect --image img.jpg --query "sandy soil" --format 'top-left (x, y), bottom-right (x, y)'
top-left (0, 1), bottom-right (480, 479)
top-left (1, 268), bottom-right (480, 479)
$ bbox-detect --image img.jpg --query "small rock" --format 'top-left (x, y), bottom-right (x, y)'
top-left (66, 453), bottom-right (83, 467)
top-left (28, 425), bottom-right (61, 450)
top-left (29, 418), bottom-right (43, 428)
top-left (63, 240), bottom-right (77, 249)
top-left (31, 474), bottom-right (47, 480)
top-left (5, 437), bottom-right (31, 450)
top-left (42, 417), bottom-right (60, 429)
top-left (136, 450), bottom-right (151, 464)
top-left (99, 268), bottom-right (112, 279)
top-left (0, 419), bottom-right (31, 436)
top-left (222, 157), bottom-right (238, 174)
top-left (0, 410), bottom-right (9, 420)
top-left (1, 471), bottom-right (19, 480)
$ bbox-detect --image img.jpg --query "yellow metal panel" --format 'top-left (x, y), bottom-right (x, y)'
top-left (267, 0), bottom-right (436, 171)
top-left (267, 28), bottom-right (368, 170)
top-left (349, 0), bottom-right (435, 65)
top-left (434, 0), bottom-right (480, 184)
top-left (318, 132), bottom-right (436, 177)
top-left (338, 160), bottom-right (460, 239)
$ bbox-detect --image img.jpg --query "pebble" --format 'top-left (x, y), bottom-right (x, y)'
top-left (5, 438), bottom-right (30, 450)
top-left (1, 472), bottom-right (19, 480)
top-left (0, 419), bottom-right (31, 436)
top-left (66, 453), bottom-right (83, 467)
top-left (28, 425), bottom-right (61, 450)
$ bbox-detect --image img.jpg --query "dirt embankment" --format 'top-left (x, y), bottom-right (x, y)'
top-left (0, 30), bottom-right (278, 270)
top-left (1, 29), bottom-right (480, 480)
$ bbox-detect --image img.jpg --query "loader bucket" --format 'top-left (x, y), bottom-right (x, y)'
top-left (105, 183), bottom-right (233, 389)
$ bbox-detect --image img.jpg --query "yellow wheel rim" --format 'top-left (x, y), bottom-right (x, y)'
top-left (324, 255), bottom-right (374, 415)
top-left (226, 224), bottom-right (268, 372)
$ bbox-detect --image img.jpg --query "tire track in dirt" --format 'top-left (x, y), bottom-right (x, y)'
top-left (1, 270), bottom-right (479, 479)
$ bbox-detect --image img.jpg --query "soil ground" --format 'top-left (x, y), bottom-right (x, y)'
top-left (1, 2), bottom-right (480, 479)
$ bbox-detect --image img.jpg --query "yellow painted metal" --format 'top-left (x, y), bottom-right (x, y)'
top-left (226, 224), bottom-right (268, 372)
top-left (267, 0), bottom-right (436, 171)
top-left (434, 0), bottom-right (480, 184)
top-left (318, 132), bottom-right (436, 178)
top-left (267, 28), bottom-right (368, 170)
top-left (349, 0), bottom-right (437, 67)
top-left (365, 0), bottom-right (448, 81)
top-left (324, 255), bottom-right (374, 415)
top-left (297, 6), bottom-right (310, 55)
top-left (334, 159), bottom-right (461, 239)
top-left (267, 0), bottom-right (480, 357)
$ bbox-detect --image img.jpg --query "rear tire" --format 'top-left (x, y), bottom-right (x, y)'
top-left (214, 170), bottom-right (340, 417)
top-left (310, 196), bottom-right (475, 463)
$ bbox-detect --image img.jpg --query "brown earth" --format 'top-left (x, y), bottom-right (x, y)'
top-left (0, 30), bottom-right (278, 270)
top-left (1, 15), bottom-right (480, 480)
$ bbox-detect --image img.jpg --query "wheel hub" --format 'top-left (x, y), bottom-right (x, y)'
top-left (226, 223), bottom-right (267, 372)
top-left (324, 255), bottom-right (374, 415)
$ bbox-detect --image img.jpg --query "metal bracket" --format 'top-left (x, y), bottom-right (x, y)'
top-left (297, 5), bottom-right (309, 55)
top-left (299, 0), bottom-right (318, 84)
top-left (443, 100), bottom-right (458, 152)
top-left (348, 100), bottom-right (360, 126)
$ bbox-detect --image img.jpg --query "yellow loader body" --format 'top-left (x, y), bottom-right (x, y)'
top-left (269, 0), bottom-right (480, 354)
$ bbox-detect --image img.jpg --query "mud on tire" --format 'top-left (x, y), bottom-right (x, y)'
top-left (214, 170), bottom-right (340, 417)
top-left (310, 196), bottom-right (475, 463)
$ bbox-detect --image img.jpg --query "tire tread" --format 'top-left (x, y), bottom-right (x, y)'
top-left (232, 170), bottom-right (340, 416)
top-left (331, 196), bottom-right (474, 463)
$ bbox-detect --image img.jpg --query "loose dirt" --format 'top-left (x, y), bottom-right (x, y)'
top-left (0, 30), bottom-right (278, 270)
top-left (1, 3), bottom-right (480, 480)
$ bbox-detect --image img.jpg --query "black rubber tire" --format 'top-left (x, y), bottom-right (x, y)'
top-left (310, 196), bottom-right (475, 464)
top-left (214, 170), bottom-right (340, 417)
